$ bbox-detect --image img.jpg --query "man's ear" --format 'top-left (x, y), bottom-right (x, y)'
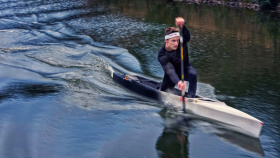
top-left (165, 39), bottom-right (168, 43)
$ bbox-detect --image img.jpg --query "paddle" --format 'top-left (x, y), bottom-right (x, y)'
top-left (180, 27), bottom-right (186, 113)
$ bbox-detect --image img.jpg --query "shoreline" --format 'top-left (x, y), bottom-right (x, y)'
top-left (175, 0), bottom-right (280, 12)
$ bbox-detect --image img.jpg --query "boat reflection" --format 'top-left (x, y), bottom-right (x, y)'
top-left (214, 128), bottom-right (264, 156)
top-left (157, 108), bottom-right (264, 157)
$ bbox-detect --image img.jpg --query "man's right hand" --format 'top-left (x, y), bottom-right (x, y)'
top-left (177, 80), bottom-right (186, 91)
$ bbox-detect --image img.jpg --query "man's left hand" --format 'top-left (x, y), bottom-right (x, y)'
top-left (175, 17), bottom-right (185, 28)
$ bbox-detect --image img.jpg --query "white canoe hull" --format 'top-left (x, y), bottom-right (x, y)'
top-left (113, 73), bottom-right (263, 138)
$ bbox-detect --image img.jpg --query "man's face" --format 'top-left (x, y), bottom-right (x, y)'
top-left (165, 36), bottom-right (180, 51)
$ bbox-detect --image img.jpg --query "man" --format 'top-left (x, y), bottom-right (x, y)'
top-left (158, 17), bottom-right (197, 98)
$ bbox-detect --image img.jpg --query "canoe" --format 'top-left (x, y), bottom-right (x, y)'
top-left (112, 73), bottom-right (263, 138)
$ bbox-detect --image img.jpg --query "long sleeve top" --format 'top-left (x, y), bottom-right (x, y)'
top-left (158, 25), bottom-right (191, 85)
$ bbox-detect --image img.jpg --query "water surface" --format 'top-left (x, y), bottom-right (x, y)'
top-left (0, 0), bottom-right (279, 157)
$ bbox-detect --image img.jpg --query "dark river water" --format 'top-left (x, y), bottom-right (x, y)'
top-left (0, 0), bottom-right (279, 157)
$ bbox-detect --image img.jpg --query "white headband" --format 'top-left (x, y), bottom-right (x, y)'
top-left (165, 32), bottom-right (180, 40)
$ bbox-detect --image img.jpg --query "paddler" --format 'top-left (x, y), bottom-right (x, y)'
top-left (158, 17), bottom-right (197, 98)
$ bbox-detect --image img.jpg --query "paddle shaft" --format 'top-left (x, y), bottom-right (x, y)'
top-left (180, 28), bottom-right (185, 96)
top-left (180, 28), bottom-right (186, 112)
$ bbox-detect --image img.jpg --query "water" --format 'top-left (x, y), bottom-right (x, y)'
top-left (0, 0), bottom-right (279, 157)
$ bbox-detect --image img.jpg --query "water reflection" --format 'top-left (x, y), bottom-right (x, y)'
top-left (156, 109), bottom-right (190, 158)
top-left (215, 131), bottom-right (264, 156)
top-left (157, 108), bottom-right (264, 157)
top-left (157, 129), bottom-right (189, 158)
